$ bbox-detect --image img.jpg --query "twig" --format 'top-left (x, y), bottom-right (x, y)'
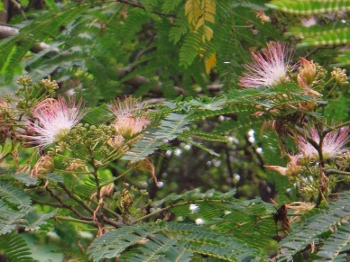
top-left (326, 169), bottom-right (350, 176)
top-left (116, 0), bottom-right (176, 18)
top-left (225, 147), bottom-right (234, 187)
top-left (131, 199), bottom-right (230, 224)
top-left (58, 182), bottom-right (123, 228)
top-left (54, 215), bottom-right (96, 225)
top-left (59, 182), bottom-right (95, 215)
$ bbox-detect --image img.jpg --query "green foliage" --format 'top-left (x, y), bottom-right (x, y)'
top-left (0, 191), bottom-right (54, 234)
top-left (179, 31), bottom-right (203, 68)
top-left (154, 188), bottom-right (277, 253)
top-left (278, 193), bottom-right (350, 261)
top-left (123, 112), bottom-right (191, 163)
top-left (24, 210), bottom-right (56, 231)
top-left (212, 83), bottom-right (323, 133)
top-left (0, 0), bottom-right (350, 261)
top-left (0, 232), bottom-right (34, 262)
top-left (0, 0), bottom-right (282, 100)
top-left (267, 0), bottom-right (350, 15)
top-left (0, 199), bottom-right (28, 234)
top-left (324, 94), bottom-right (350, 121)
top-left (162, 0), bottom-right (183, 14)
top-left (0, 3), bottom-right (89, 83)
top-left (289, 24), bottom-right (350, 48)
top-left (315, 222), bottom-right (350, 261)
top-left (0, 183), bottom-right (31, 208)
top-left (88, 222), bottom-right (263, 261)
top-left (267, 0), bottom-right (350, 68)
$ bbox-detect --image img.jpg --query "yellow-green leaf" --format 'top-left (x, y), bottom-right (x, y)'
top-left (185, 0), bottom-right (201, 26)
top-left (204, 53), bottom-right (216, 74)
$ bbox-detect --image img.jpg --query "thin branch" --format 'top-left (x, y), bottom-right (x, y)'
top-left (330, 121), bottom-right (350, 131)
top-left (131, 199), bottom-right (230, 224)
top-left (116, 0), bottom-right (176, 18)
top-left (326, 169), bottom-right (350, 176)
top-left (88, 197), bottom-right (124, 222)
top-left (44, 187), bottom-right (86, 218)
top-left (32, 198), bottom-right (84, 218)
top-left (55, 215), bottom-right (96, 225)
top-left (225, 147), bottom-right (234, 188)
top-left (244, 134), bottom-right (265, 169)
top-left (58, 183), bottom-right (123, 228)
top-left (58, 182), bottom-right (95, 215)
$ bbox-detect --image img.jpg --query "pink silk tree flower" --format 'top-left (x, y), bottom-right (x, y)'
top-left (265, 154), bottom-right (301, 176)
top-left (25, 97), bottom-right (88, 147)
top-left (110, 97), bottom-right (150, 138)
top-left (239, 42), bottom-right (290, 88)
top-left (296, 126), bottom-right (350, 161)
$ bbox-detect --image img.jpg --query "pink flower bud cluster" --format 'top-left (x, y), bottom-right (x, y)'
top-left (109, 97), bottom-right (150, 140)
top-left (266, 126), bottom-right (350, 177)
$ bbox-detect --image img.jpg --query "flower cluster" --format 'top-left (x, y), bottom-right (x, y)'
top-left (296, 126), bottom-right (350, 161)
top-left (24, 96), bottom-right (88, 147)
top-left (239, 42), bottom-right (289, 88)
top-left (238, 41), bottom-right (326, 96)
top-left (297, 57), bottom-right (316, 88)
top-left (267, 126), bottom-right (350, 174)
top-left (266, 125), bottom-right (350, 197)
top-left (265, 154), bottom-right (300, 177)
top-left (109, 97), bottom-right (150, 142)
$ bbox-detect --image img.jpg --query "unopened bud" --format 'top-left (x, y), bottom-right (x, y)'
top-left (331, 67), bottom-right (348, 85)
top-left (17, 76), bottom-right (32, 86)
top-left (31, 155), bottom-right (54, 177)
top-left (298, 58), bottom-right (316, 88)
top-left (252, 10), bottom-right (270, 23)
top-left (40, 76), bottom-right (59, 91)
top-left (93, 159), bottom-right (103, 167)
top-left (99, 183), bottom-right (114, 198)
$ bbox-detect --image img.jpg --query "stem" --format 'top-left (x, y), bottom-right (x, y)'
top-left (131, 199), bottom-right (230, 224)
top-left (116, 0), bottom-right (176, 18)
top-left (112, 167), bottom-right (134, 181)
top-left (225, 147), bottom-right (234, 187)
top-left (326, 169), bottom-right (350, 176)
top-left (324, 82), bottom-right (337, 99)
top-left (52, 169), bottom-right (90, 175)
top-left (331, 121), bottom-right (350, 130)
top-left (33, 194), bottom-right (86, 219)
top-left (43, 185), bottom-right (123, 228)
top-left (54, 216), bottom-right (96, 225)
top-left (58, 182), bottom-right (95, 215)
top-left (87, 196), bottom-right (124, 221)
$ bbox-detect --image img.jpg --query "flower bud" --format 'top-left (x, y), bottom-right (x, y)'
top-left (331, 67), bottom-right (348, 85)
top-left (285, 201), bottom-right (315, 213)
top-left (252, 10), bottom-right (270, 23)
top-left (98, 183), bottom-right (114, 198)
top-left (110, 97), bottom-right (150, 139)
top-left (17, 76), bottom-right (32, 86)
top-left (297, 57), bottom-right (316, 88)
top-left (40, 76), bottom-right (59, 91)
top-left (31, 155), bottom-right (54, 177)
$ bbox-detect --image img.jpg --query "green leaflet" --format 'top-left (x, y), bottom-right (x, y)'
top-left (123, 113), bottom-right (191, 163)
top-left (87, 222), bottom-right (263, 262)
top-left (0, 183), bottom-right (31, 208)
top-left (267, 0), bottom-right (350, 15)
top-left (278, 192), bottom-right (350, 261)
top-left (0, 232), bottom-right (34, 262)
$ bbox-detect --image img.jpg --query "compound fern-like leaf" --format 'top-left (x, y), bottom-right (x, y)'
top-left (87, 222), bottom-right (263, 261)
top-left (267, 0), bottom-right (350, 15)
top-left (0, 183), bottom-right (31, 208)
top-left (0, 232), bottom-right (34, 262)
top-left (123, 113), bottom-right (190, 163)
top-left (278, 194), bottom-right (350, 261)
